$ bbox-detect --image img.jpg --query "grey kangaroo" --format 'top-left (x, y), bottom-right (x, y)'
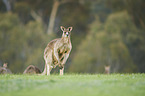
top-left (42, 26), bottom-right (72, 75)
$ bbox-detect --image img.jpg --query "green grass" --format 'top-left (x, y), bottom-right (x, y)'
top-left (0, 74), bottom-right (145, 96)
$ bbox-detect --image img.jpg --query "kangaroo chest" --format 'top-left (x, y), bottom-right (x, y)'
top-left (52, 43), bottom-right (70, 66)
top-left (59, 44), bottom-right (70, 53)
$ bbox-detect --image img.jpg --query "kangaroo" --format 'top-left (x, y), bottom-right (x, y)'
top-left (23, 65), bottom-right (41, 74)
top-left (42, 26), bottom-right (72, 75)
top-left (104, 65), bottom-right (110, 74)
top-left (0, 63), bottom-right (12, 74)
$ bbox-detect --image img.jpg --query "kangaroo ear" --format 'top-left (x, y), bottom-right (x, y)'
top-left (68, 27), bottom-right (73, 31)
top-left (60, 26), bottom-right (65, 31)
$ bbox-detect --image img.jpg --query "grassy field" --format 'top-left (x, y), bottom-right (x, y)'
top-left (0, 74), bottom-right (145, 96)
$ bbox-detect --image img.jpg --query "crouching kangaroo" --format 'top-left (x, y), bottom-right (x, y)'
top-left (0, 63), bottom-right (12, 74)
top-left (42, 26), bottom-right (72, 75)
top-left (23, 65), bottom-right (41, 74)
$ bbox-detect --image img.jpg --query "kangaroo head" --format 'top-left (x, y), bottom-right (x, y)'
top-left (3, 63), bottom-right (8, 68)
top-left (105, 65), bottom-right (110, 71)
top-left (60, 26), bottom-right (73, 38)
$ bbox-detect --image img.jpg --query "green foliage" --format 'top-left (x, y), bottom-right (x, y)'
top-left (0, 13), bottom-right (56, 73)
top-left (0, 0), bottom-right (145, 73)
top-left (69, 11), bottom-right (138, 73)
top-left (24, 21), bottom-right (56, 70)
top-left (0, 74), bottom-right (145, 96)
top-left (14, 2), bottom-right (31, 23)
top-left (0, 13), bottom-right (25, 72)
top-left (107, 0), bottom-right (145, 29)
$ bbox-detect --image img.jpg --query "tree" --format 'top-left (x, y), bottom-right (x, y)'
top-left (0, 13), bottom-right (56, 73)
top-left (47, 0), bottom-right (77, 34)
top-left (2, 0), bottom-right (12, 12)
top-left (106, 0), bottom-right (145, 29)
top-left (24, 20), bottom-right (55, 71)
top-left (0, 13), bottom-right (25, 72)
top-left (69, 11), bottom-right (137, 73)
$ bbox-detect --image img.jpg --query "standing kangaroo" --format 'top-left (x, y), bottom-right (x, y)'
top-left (104, 65), bottom-right (110, 74)
top-left (42, 26), bottom-right (72, 75)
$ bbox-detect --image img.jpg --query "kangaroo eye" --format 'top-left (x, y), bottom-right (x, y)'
top-left (64, 32), bottom-right (66, 34)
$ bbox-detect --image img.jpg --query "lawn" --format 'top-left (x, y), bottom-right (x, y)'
top-left (0, 74), bottom-right (145, 96)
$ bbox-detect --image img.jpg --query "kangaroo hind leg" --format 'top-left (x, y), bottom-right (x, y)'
top-left (46, 57), bottom-right (52, 75)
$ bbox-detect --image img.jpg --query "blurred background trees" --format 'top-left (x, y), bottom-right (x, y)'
top-left (0, 0), bottom-right (144, 73)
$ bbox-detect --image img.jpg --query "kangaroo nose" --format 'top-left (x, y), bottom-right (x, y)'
top-left (66, 32), bottom-right (69, 36)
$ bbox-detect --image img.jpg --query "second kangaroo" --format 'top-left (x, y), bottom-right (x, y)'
top-left (42, 26), bottom-right (72, 75)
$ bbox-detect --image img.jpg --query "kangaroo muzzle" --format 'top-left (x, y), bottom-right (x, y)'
top-left (66, 32), bottom-right (69, 37)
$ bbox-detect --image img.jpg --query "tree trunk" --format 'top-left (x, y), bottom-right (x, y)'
top-left (2, 0), bottom-right (11, 12)
top-left (47, 0), bottom-right (60, 35)
top-left (30, 10), bottom-right (42, 23)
